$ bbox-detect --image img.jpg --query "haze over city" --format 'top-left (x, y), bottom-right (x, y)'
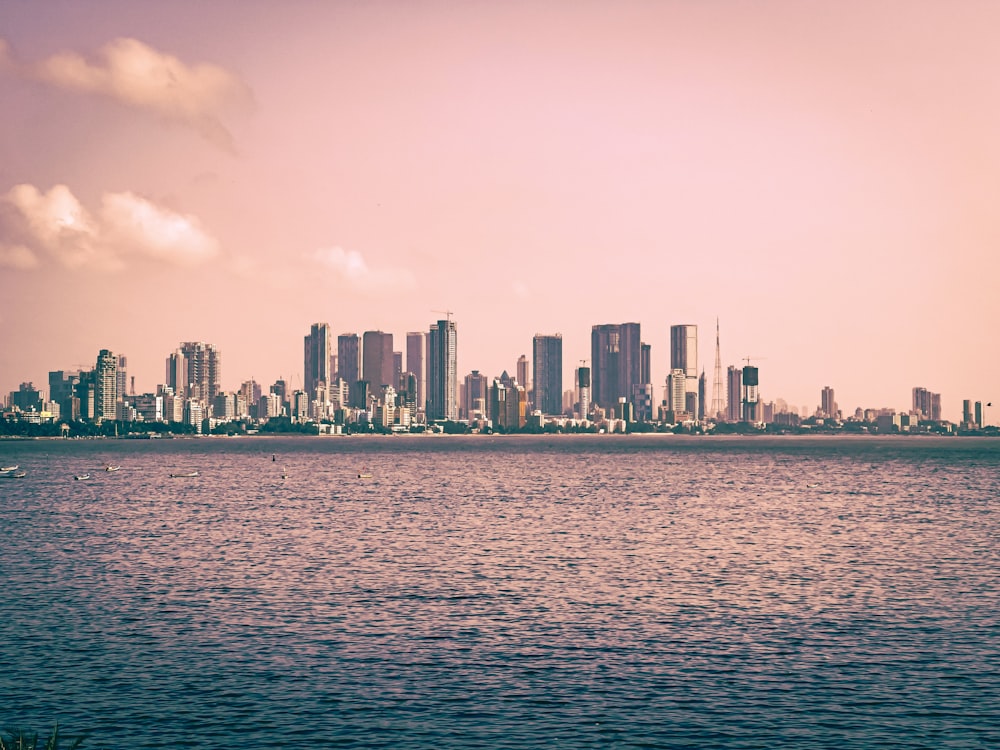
top-left (1, 1), bottom-right (997, 421)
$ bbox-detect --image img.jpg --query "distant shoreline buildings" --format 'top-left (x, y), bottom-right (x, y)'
top-left (2, 316), bottom-right (992, 435)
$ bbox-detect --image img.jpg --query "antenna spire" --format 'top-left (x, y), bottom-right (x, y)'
top-left (710, 317), bottom-right (725, 420)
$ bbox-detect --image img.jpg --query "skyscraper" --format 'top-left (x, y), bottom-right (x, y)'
top-left (821, 386), bottom-right (837, 419)
top-left (406, 332), bottom-right (426, 411)
top-left (337, 333), bottom-right (360, 404)
top-left (463, 370), bottom-right (489, 419)
top-left (362, 331), bottom-right (394, 395)
top-left (304, 323), bottom-right (332, 397)
top-left (532, 334), bottom-right (563, 415)
top-left (591, 323), bottom-right (641, 411)
top-left (576, 365), bottom-right (591, 419)
top-left (742, 366), bottom-right (760, 423)
top-left (180, 342), bottom-right (221, 402)
top-left (517, 354), bottom-right (529, 391)
top-left (116, 355), bottom-right (128, 399)
top-left (670, 324), bottom-right (698, 420)
top-left (912, 386), bottom-right (941, 420)
top-left (166, 349), bottom-right (186, 396)
top-left (428, 318), bottom-right (458, 421)
top-left (95, 349), bottom-right (117, 424)
top-left (726, 366), bottom-right (742, 422)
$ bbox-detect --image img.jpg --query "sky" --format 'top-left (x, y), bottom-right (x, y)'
top-left (1, 0), bottom-right (998, 422)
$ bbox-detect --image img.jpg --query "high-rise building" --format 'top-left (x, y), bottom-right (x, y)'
top-left (640, 343), bottom-right (651, 387)
top-left (726, 366), bottom-right (742, 422)
top-left (337, 333), bottom-right (365, 408)
top-left (166, 349), bottom-right (186, 396)
top-left (576, 365), bottom-right (591, 419)
top-left (670, 325), bottom-right (698, 420)
top-left (698, 371), bottom-right (706, 421)
top-left (463, 370), bottom-right (489, 419)
top-left (337, 333), bottom-right (360, 404)
top-left (742, 366), bottom-right (760, 423)
top-left (393, 352), bottom-right (403, 391)
top-left (304, 323), bottom-right (332, 397)
top-left (517, 355), bottom-right (530, 392)
top-left (632, 383), bottom-right (653, 422)
top-left (95, 349), bottom-right (118, 424)
top-left (821, 386), bottom-right (837, 419)
top-left (428, 318), bottom-right (458, 421)
top-left (591, 323), bottom-right (642, 411)
top-left (912, 386), bottom-right (941, 421)
top-left (406, 332), bottom-right (426, 412)
top-left (9, 382), bottom-right (43, 413)
top-left (667, 368), bottom-right (687, 415)
top-left (362, 331), bottom-right (394, 395)
top-left (532, 334), bottom-right (563, 415)
top-left (116, 355), bottom-right (128, 399)
top-left (490, 378), bottom-right (526, 431)
top-left (180, 342), bottom-right (221, 402)
top-left (49, 370), bottom-right (80, 417)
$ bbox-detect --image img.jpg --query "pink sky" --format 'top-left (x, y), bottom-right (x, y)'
top-left (1, 1), bottom-right (998, 421)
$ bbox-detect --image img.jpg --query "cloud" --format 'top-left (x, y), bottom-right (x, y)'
top-left (308, 246), bottom-right (416, 292)
top-left (1, 37), bottom-right (251, 151)
top-left (101, 191), bottom-right (219, 265)
top-left (0, 183), bottom-right (219, 271)
top-left (1, 183), bottom-right (111, 269)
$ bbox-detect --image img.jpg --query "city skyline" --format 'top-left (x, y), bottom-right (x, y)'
top-left (1, 1), bottom-right (998, 418)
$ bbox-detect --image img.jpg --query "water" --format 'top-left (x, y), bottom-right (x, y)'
top-left (1, 436), bottom-right (997, 748)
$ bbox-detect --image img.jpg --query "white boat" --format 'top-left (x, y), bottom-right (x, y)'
top-left (74, 474), bottom-right (91, 481)
top-left (169, 471), bottom-right (199, 478)
top-left (1, 464), bottom-right (18, 472)
top-left (3, 471), bottom-right (27, 479)
top-left (357, 472), bottom-right (373, 479)
top-left (104, 465), bottom-right (121, 472)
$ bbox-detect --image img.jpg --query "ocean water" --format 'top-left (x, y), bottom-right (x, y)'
top-left (0, 435), bottom-right (997, 749)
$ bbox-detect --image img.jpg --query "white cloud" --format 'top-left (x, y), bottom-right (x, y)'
top-left (0, 183), bottom-right (219, 271)
top-left (1, 37), bottom-right (251, 151)
top-left (2, 183), bottom-right (113, 270)
top-left (308, 246), bottom-right (416, 292)
top-left (101, 191), bottom-right (218, 265)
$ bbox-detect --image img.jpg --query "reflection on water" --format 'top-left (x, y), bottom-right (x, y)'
top-left (1, 436), bottom-right (998, 748)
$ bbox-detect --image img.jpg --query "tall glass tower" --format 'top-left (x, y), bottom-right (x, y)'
top-left (304, 323), bottom-right (332, 397)
top-left (532, 334), bottom-right (563, 416)
top-left (428, 318), bottom-right (458, 421)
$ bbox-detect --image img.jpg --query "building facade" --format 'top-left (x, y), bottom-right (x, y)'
top-left (532, 334), bottom-right (563, 415)
top-left (670, 324), bottom-right (698, 420)
top-left (427, 318), bottom-right (458, 421)
top-left (180, 342), bottom-right (221, 402)
top-left (591, 323), bottom-right (642, 411)
top-left (304, 323), bottom-right (332, 397)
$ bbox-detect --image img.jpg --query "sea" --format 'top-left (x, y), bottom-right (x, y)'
top-left (0, 435), bottom-right (997, 749)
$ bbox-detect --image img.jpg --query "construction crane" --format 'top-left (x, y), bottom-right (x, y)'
top-left (743, 356), bottom-right (766, 366)
top-left (431, 309), bottom-right (454, 322)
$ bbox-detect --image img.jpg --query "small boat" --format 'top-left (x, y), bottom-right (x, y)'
top-left (3, 471), bottom-right (27, 479)
top-left (104, 465), bottom-right (121, 472)
top-left (1, 464), bottom-right (18, 472)
top-left (281, 468), bottom-right (288, 479)
top-left (169, 471), bottom-right (199, 478)
top-left (357, 472), bottom-right (373, 479)
top-left (74, 474), bottom-right (91, 481)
